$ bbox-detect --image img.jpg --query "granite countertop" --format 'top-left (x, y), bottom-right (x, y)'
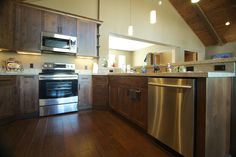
top-left (0, 69), bottom-right (41, 76)
top-left (107, 71), bottom-right (236, 78)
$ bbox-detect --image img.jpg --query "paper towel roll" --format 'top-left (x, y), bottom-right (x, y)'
top-left (92, 63), bottom-right (98, 73)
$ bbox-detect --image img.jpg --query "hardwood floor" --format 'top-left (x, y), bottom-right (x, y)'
top-left (0, 111), bottom-right (173, 157)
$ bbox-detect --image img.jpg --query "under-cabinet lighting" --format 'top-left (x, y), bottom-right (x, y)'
top-left (77, 56), bottom-right (94, 59)
top-left (17, 51), bottom-right (41, 56)
top-left (128, 25), bottom-right (133, 36)
top-left (158, 1), bottom-right (162, 5)
top-left (150, 10), bottom-right (157, 24)
top-left (191, 0), bottom-right (200, 3)
top-left (225, 21), bottom-right (231, 26)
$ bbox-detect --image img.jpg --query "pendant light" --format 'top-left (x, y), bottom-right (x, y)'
top-left (128, 0), bottom-right (133, 36)
top-left (150, 0), bottom-right (158, 24)
top-left (150, 10), bottom-right (156, 24)
top-left (191, 0), bottom-right (200, 3)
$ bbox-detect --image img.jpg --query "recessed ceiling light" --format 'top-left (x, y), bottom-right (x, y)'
top-left (191, 0), bottom-right (200, 3)
top-left (158, 1), bottom-right (162, 5)
top-left (225, 21), bottom-right (231, 26)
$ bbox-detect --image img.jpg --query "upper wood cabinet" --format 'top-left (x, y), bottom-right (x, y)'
top-left (18, 76), bottom-right (39, 115)
top-left (77, 20), bottom-right (97, 57)
top-left (0, 0), bottom-right (15, 50)
top-left (15, 4), bottom-right (42, 53)
top-left (42, 11), bottom-right (77, 36)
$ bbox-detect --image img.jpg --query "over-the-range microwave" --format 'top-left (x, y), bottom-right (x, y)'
top-left (41, 32), bottom-right (77, 54)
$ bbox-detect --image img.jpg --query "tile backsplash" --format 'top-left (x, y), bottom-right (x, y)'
top-left (0, 52), bottom-right (97, 72)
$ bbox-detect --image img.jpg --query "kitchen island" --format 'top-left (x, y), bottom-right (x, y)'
top-left (104, 71), bottom-right (235, 157)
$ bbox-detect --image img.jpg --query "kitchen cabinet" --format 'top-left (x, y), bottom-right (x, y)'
top-left (15, 4), bottom-right (42, 53)
top-left (42, 11), bottom-right (77, 36)
top-left (0, 76), bottom-right (17, 120)
top-left (92, 75), bottom-right (108, 109)
top-left (18, 75), bottom-right (39, 115)
top-left (78, 75), bottom-right (92, 110)
top-left (109, 76), bottom-right (148, 129)
top-left (0, 0), bottom-right (15, 50)
top-left (109, 84), bottom-right (119, 110)
top-left (77, 20), bottom-right (97, 57)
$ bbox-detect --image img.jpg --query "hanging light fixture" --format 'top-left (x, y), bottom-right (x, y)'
top-left (128, 0), bottom-right (133, 36)
top-left (150, 0), bottom-right (157, 24)
top-left (150, 10), bottom-right (157, 24)
top-left (191, 0), bottom-right (200, 3)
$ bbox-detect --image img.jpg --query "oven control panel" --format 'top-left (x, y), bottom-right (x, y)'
top-left (42, 63), bottom-right (75, 70)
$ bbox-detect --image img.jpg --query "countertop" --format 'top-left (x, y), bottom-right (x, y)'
top-left (0, 69), bottom-right (235, 78)
top-left (107, 71), bottom-right (236, 78)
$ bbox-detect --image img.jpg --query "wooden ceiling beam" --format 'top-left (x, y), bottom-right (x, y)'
top-left (194, 3), bottom-right (226, 45)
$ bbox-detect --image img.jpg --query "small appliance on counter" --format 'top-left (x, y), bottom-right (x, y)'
top-left (1, 58), bottom-right (23, 72)
top-left (39, 62), bottom-right (78, 116)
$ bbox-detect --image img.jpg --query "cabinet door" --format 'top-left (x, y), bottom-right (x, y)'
top-left (19, 76), bottom-right (39, 114)
top-left (92, 76), bottom-right (108, 109)
top-left (0, 0), bottom-right (15, 50)
top-left (42, 11), bottom-right (59, 33)
top-left (60, 16), bottom-right (77, 36)
top-left (93, 84), bottom-right (108, 109)
top-left (77, 20), bottom-right (97, 57)
top-left (109, 85), bottom-right (119, 110)
top-left (130, 88), bottom-right (147, 129)
top-left (15, 5), bottom-right (42, 53)
top-left (0, 76), bottom-right (16, 119)
top-left (78, 75), bottom-right (92, 109)
top-left (117, 87), bottom-right (131, 118)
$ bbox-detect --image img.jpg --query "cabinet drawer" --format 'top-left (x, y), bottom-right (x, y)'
top-left (109, 76), bottom-right (147, 88)
top-left (0, 76), bottom-right (16, 86)
top-left (79, 75), bottom-right (92, 82)
top-left (93, 75), bottom-right (108, 84)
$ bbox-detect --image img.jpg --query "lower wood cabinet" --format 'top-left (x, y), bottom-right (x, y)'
top-left (109, 76), bottom-right (148, 129)
top-left (0, 75), bottom-right (38, 124)
top-left (78, 75), bottom-right (92, 110)
top-left (92, 75), bottom-right (108, 109)
top-left (0, 76), bottom-right (17, 120)
top-left (18, 75), bottom-right (39, 115)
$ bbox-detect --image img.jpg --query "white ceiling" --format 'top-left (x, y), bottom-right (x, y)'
top-left (109, 35), bottom-right (154, 51)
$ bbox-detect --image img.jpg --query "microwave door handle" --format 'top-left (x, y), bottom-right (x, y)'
top-left (69, 39), bottom-right (72, 50)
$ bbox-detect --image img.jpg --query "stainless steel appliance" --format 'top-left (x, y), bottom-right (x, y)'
top-left (41, 32), bottom-right (77, 54)
top-left (39, 63), bottom-right (78, 116)
top-left (148, 78), bottom-right (195, 157)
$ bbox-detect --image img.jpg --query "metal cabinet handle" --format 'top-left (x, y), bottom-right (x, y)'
top-left (148, 82), bottom-right (192, 89)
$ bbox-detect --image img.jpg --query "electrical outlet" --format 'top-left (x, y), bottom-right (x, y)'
top-left (30, 63), bottom-right (34, 68)
top-left (84, 65), bottom-right (88, 70)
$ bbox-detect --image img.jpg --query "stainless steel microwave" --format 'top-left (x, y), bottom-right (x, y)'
top-left (41, 32), bottom-right (77, 54)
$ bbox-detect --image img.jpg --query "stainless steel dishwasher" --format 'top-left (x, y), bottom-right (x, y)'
top-left (148, 78), bottom-right (195, 157)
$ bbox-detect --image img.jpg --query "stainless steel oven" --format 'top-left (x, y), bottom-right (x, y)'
top-left (41, 32), bottom-right (77, 54)
top-left (39, 63), bottom-right (78, 116)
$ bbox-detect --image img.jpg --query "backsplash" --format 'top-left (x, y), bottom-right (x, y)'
top-left (0, 52), bottom-right (97, 72)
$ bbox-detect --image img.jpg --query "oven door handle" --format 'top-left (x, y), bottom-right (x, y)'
top-left (39, 75), bottom-right (78, 80)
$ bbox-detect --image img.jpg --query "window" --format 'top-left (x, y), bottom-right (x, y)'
top-left (118, 55), bottom-right (126, 72)
top-left (108, 54), bottom-right (116, 67)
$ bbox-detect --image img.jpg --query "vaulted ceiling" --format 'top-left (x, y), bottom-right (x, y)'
top-left (169, 0), bottom-right (236, 46)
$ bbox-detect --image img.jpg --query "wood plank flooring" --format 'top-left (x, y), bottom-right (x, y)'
top-left (0, 111), bottom-right (173, 157)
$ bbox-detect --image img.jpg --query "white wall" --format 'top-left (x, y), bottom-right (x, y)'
top-left (26, 0), bottom-right (98, 19)
top-left (99, 0), bottom-right (205, 63)
top-left (26, 0), bottom-right (205, 64)
top-left (206, 42), bottom-right (236, 59)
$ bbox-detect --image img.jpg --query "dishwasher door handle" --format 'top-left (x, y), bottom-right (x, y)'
top-left (148, 82), bottom-right (192, 89)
